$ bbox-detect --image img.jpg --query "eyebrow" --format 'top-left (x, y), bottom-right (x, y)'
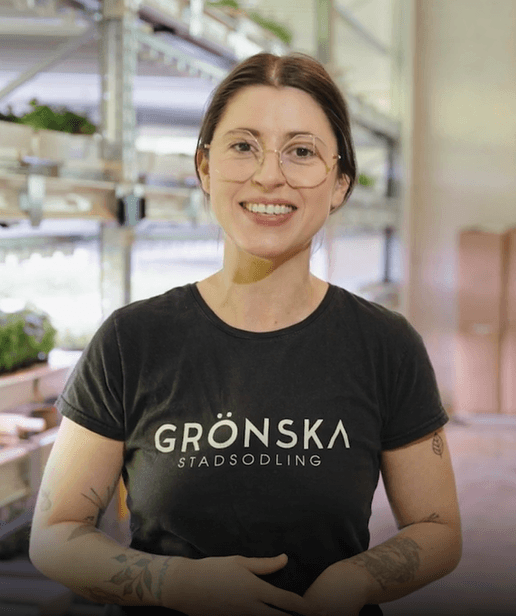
top-left (226, 128), bottom-right (318, 140)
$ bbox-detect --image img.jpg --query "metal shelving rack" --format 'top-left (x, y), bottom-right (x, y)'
top-left (0, 0), bottom-right (402, 557)
top-left (313, 0), bottom-right (401, 294)
top-left (0, 0), bottom-right (401, 302)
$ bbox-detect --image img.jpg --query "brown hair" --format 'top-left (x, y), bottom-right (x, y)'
top-left (195, 52), bottom-right (357, 210)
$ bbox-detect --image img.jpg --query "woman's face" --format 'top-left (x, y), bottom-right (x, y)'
top-left (198, 85), bottom-right (348, 262)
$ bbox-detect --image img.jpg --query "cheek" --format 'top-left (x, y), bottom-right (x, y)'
top-left (207, 183), bottom-right (239, 222)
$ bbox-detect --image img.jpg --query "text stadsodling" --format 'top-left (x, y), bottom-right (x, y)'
top-left (178, 452), bottom-right (322, 468)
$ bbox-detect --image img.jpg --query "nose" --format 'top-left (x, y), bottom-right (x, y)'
top-left (250, 149), bottom-right (285, 189)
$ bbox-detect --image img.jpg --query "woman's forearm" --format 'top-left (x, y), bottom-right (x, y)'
top-left (304, 518), bottom-right (462, 613)
top-left (349, 517), bottom-right (462, 603)
top-left (30, 522), bottom-right (183, 607)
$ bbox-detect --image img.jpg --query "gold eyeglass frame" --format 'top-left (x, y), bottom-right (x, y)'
top-left (202, 132), bottom-right (341, 189)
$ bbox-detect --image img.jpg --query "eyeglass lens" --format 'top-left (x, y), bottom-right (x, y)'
top-left (211, 131), bottom-right (336, 188)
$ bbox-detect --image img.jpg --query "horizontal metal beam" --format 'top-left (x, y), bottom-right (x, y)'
top-left (0, 22), bottom-right (99, 101)
top-left (334, 3), bottom-right (390, 56)
top-left (346, 91), bottom-right (400, 142)
top-left (138, 29), bottom-right (227, 82)
top-left (0, 16), bottom-right (87, 37)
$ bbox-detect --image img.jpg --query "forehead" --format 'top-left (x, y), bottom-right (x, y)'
top-left (213, 85), bottom-right (336, 144)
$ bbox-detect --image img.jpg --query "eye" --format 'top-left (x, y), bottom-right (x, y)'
top-left (225, 134), bottom-right (261, 155)
top-left (283, 141), bottom-right (318, 162)
top-left (292, 146), bottom-right (315, 158)
top-left (232, 141), bottom-right (255, 153)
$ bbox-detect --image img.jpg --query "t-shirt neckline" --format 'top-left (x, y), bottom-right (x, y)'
top-left (188, 282), bottom-right (336, 339)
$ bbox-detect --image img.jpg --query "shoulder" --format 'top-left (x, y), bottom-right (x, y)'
top-left (110, 284), bottom-right (197, 333)
top-left (329, 285), bottom-right (420, 354)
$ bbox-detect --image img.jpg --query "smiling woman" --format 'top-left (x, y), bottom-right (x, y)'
top-left (196, 52), bottom-right (356, 204)
top-left (30, 52), bottom-right (461, 616)
top-left (194, 83), bottom-right (352, 323)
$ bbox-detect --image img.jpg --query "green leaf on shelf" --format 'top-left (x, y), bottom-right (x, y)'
top-left (358, 173), bottom-right (376, 188)
top-left (4, 98), bottom-right (97, 134)
top-left (0, 308), bottom-right (57, 374)
top-left (207, 0), bottom-right (241, 9)
top-left (248, 11), bottom-right (293, 45)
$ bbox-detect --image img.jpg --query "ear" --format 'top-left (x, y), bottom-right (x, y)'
top-left (330, 174), bottom-right (349, 212)
top-left (196, 149), bottom-right (210, 194)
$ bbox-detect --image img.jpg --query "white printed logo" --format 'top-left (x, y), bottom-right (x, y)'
top-left (154, 415), bottom-right (350, 468)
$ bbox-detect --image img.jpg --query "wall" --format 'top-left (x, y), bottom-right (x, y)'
top-left (405, 0), bottom-right (516, 408)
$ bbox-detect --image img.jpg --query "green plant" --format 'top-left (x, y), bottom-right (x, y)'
top-left (358, 173), bottom-right (376, 188)
top-left (248, 11), bottom-right (292, 45)
top-left (17, 99), bottom-right (96, 135)
top-left (207, 0), bottom-right (241, 10)
top-left (0, 308), bottom-right (57, 374)
top-left (0, 107), bottom-right (21, 124)
top-left (207, 1), bottom-right (293, 46)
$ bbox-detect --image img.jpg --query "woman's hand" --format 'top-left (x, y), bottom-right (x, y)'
top-left (303, 560), bottom-right (370, 616)
top-left (167, 553), bottom-right (326, 616)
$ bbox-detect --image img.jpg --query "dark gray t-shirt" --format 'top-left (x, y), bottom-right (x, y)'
top-left (56, 283), bottom-right (448, 614)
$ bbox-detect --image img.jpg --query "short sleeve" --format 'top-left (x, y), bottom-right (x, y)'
top-left (55, 312), bottom-right (125, 440)
top-left (381, 322), bottom-right (448, 450)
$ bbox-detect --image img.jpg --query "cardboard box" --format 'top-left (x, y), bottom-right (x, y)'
top-left (454, 331), bottom-right (500, 414)
top-left (457, 229), bottom-right (507, 332)
top-left (455, 227), bottom-right (516, 415)
top-left (500, 327), bottom-right (516, 415)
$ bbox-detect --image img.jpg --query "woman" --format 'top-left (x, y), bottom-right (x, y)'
top-left (30, 53), bottom-right (461, 616)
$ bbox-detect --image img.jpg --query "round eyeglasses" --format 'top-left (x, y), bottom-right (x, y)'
top-left (203, 130), bottom-right (341, 189)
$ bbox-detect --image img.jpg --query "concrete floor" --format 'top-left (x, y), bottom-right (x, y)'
top-left (369, 415), bottom-right (516, 616)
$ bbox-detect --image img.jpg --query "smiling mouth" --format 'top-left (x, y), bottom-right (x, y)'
top-left (240, 202), bottom-right (297, 215)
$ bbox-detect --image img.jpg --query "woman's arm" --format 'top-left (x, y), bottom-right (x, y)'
top-left (30, 417), bottom-right (323, 616)
top-left (29, 416), bottom-right (179, 606)
top-left (303, 427), bottom-right (462, 615)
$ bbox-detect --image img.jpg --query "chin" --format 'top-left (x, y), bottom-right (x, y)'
top-left (245, 243), bottom-right (309, 264)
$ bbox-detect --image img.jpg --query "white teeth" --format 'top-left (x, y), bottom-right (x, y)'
top-left (242, 203), bottom-right (294, 215)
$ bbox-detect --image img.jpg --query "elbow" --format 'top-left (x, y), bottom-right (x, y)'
top-left (450, 531), bottom-right (463, 572)
top-left (28, 526), bottom-right (45, 573)
top-left (29, 523), bottom-right (54, 577)
top-left (441, 526), bottom-right (462, 577)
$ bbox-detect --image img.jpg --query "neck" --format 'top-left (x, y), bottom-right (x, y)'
top-left (197, 239), bottom-right (328, 332)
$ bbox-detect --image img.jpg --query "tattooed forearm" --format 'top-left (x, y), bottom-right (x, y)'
top-left (155, 557), bottom-right (173, 604)
top-left (108, 553), bottom-right (155, 601)
top-left (351, 536), bottom-right (422, 590)
top-left (432, 432), bottom-right (444, 457)
top-left (77, 552), bottom-right (158, 605)
top-left (78, 586), bottom-right (122, 604)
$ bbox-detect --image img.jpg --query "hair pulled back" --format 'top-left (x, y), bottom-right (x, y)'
top-left (195, 52), bottom-right (357, 209)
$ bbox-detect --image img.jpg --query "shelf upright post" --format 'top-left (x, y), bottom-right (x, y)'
top-left (315, 0), bottom-right (334, 67)
top-left (315, 0), bottom-right (334, 280)
top-left (100, 0), bottom-right (140, 183)
top-left (99, 0), bottom-right (141, 319)
top-left (189, 0), bottom-right (205, 38)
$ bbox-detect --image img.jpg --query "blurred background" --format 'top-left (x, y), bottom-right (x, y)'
top-left (0, 1), bottom-right (515, 615)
